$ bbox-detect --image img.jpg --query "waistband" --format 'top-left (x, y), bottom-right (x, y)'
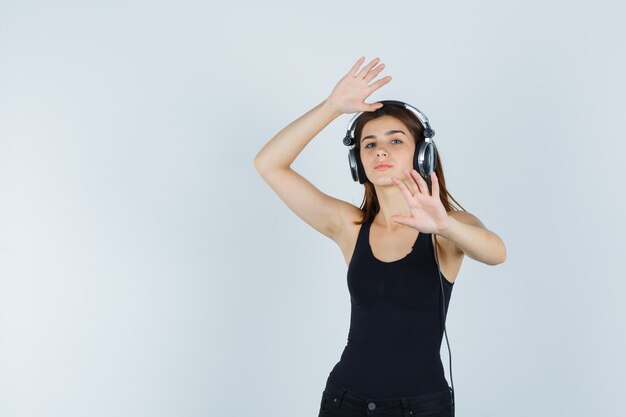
top-left (323, 374), bottom-right (454, 415)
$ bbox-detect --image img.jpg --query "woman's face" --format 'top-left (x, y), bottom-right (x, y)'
top-left (359, 115), bottom-right (416, 185)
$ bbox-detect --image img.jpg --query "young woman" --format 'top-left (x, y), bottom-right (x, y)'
top-left (253, 56), bottom-right (506, 417)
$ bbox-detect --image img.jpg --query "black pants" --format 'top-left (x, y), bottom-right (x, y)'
top-left (318, 375), bottom-right (454, 417)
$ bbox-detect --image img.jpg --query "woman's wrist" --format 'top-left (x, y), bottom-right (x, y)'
top-left (321, 98), bottom-right (343, 119)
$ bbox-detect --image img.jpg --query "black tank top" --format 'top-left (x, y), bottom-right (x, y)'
top-left (328, 217), bottom-right (454, 398)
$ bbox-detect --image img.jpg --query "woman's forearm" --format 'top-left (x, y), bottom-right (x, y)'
top-left (253, 99), bottom-right (343, 174)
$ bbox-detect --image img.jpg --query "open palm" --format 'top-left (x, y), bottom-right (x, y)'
top-left (390, 169), bottom-right (450, 234)
top-left (326, 56), bottom-right (392, 115)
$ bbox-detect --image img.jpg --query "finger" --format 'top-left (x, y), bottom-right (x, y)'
top-left (363, 62), bottom-right (385, 82)
top-left (356, 57), bottom-right (380, 79)
top-left (391, 176), bottom-right (415, 201)
top-left (349, 56), bottom-right (366, 77)
top-left (431, 171), bottom-right (439, 197)
top-left (364, 101), bottom-right (384, 111)
top-left (367, 75), bottom-right (392, 94)
top-left (410, 169), bottom-right (427, 194)
top-left (403, 169), bottom-right (419, 194)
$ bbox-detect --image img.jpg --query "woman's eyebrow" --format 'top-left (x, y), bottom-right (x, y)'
top-left (361, 130), bottom-right (406, 142)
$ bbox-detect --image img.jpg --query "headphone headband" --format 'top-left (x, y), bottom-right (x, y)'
top-left (342, 100), bottom-right (435, 147)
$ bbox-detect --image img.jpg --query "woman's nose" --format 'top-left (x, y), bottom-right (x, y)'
top-left (376, 148), bottom-right (388, 157)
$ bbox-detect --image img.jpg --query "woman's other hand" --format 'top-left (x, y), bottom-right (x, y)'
top-left (390, 170), bottom-right (450, 235)
top-left (325, 56), bottom-right (392, 115)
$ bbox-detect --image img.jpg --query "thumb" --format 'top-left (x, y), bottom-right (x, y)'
top-left (368, 102), bottom-right (383, 111)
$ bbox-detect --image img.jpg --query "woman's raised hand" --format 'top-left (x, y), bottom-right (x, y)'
top-left (325, 56), bottom-right (392, 115)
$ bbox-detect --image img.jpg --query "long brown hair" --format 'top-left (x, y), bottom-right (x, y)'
top-left (352, 104), bottom-right (467, 225)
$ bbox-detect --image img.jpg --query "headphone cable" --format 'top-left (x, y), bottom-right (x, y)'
top-left (433, 234), bottom-right (455, 416)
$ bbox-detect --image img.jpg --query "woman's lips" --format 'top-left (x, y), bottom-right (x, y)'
top-left (375, 165), bottom-right (392, 170)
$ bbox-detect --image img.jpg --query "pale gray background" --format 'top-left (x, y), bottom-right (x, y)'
top-left (1, 1), bottom-right (624, 416)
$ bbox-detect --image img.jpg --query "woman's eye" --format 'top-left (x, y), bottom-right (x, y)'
top-left (365, 139), bottom-right (402, 149)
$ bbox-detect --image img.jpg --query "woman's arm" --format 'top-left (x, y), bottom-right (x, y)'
top-left (438, 211), bottom-right (507, 265)
top-left (252, 57), bottom-right (391, 241)
top-left (251, 100), bottom-right (349, 241)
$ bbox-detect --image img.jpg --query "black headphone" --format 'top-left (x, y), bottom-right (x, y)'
top-left (342, 99), bottom-right (438, 192)
top-left (342, 100), bottom-right (455, 415)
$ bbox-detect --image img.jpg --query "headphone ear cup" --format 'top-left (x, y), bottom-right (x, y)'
top-left (354, 148), bottom-right (367, 184)
top-left (413, 143), bottom-right (421, 177)
top-left (348, 147), bottom-right (368, 184)
top-left (348, 148), bottom-right (360, 183)
top-left (355, 150), bottom-right (367, 184)
top-left (415, 140), bottom-right (437, 180)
